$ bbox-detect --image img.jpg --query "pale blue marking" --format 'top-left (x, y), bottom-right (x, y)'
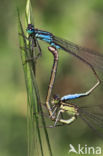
top-left (27, 30), bottom-right (34, 34)
top-left (35, 33), bottom-right (61, 48)
top-left (42, 38), bottom-right (51, 43)
top-left (61, 93), bottom-right (86, 101)
top-left (36, 34), bottom-right (52, 43)
top-left (50, 42), bottom-right (60, 49)
top-left (36, 34), bottom-right (52, 40)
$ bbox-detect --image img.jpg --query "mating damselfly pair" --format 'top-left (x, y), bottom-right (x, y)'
top-left (22, 22), bottom-right (103, 137)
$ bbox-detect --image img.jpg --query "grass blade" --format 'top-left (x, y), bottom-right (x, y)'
top-left (17, 0), bottom-right (53, 155)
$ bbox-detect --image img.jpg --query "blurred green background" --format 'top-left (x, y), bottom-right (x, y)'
top-left (1, 0), bottom-right (103, 155)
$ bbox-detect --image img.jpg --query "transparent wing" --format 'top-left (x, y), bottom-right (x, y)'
top-left (53, 36), bottom-right (103, 71)
top-left (79, 106), bottom-right (103, 138)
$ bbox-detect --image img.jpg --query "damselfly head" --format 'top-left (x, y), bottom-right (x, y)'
top-left (51, 95), bottom-right (60, 105)
top-left (53, 94), bottom-right (60, 100)
top-left (26, 24), bottom-right (35, 34)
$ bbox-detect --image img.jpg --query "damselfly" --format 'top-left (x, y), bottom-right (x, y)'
top-left (50, 94), bottom-right (103, 138)
top-left (27, 24), bottom-right (102, 118)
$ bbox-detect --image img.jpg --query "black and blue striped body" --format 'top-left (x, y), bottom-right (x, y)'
top-left (35, 29), bottom-right (60, 49)
top-left (27, 25), bottom-right (60, 49)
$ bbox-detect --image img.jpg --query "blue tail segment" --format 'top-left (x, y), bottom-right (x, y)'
top-left (61, 93), bottom-right (87, 101)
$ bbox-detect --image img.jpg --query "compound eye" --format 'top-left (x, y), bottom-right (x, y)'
top-left (53, 94), bottom-right (60, 100)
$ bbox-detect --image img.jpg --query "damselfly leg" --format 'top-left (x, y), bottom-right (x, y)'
top-left (27, 25), bottom-right (42, 61)
top-left (50, 95), bottom-right (103, 138)
top-left (50, 95), bottom-right (78, 127)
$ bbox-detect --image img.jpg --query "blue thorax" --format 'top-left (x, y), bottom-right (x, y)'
top-left (27, 26), bottom-right (60, 49)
